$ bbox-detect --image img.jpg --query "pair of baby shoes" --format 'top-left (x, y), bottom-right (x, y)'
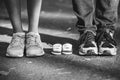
top-left (52, 43), bottom-right (72, 55)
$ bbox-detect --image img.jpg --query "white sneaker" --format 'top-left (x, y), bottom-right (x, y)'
top-left (6, 32), bottom-right (25, 57)
top-left (52, 43), bottom-right (62, 55)
top-left (26, 32), bottom-right (44, 57)
top-left (62, 43), bottom-right (72, 54)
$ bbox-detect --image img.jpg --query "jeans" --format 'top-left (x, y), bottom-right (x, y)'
top-left (72, 0), bottom-right (119, 32)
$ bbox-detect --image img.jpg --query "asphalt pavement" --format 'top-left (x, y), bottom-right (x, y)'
top-left (0, 0), bottom-right (120, 80)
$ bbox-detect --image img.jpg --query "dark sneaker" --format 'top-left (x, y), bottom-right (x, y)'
top-left (96, 29), bottom-right (117, 56)
top-left (6, 32), bottom-right (25, 57)
top-left (26, 32), bottom-right (45, 57)
top-left (79, 30), bottom-right (98, 55)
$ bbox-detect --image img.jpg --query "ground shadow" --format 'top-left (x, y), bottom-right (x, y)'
top-left (0, 42), bottom-right (9, 57)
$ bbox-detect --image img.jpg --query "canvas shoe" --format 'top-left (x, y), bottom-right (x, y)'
top-left (52, 43), bottom-right (62, 55)
top-left (62, 43), bottom-right (72, 55)
top-left (6, 32), bottom-right (25, 57)
top-left (79, 30), bottom-right (98, 55)
top-left (26, 32), bottom-right (44, 57)
top-left (97, 29), bottom-right (117, 56)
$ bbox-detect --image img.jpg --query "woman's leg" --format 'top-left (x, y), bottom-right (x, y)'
top-left (27, 0), bottom-right (42, 33)
top-left (26, 0), bottom-right (44, 57)
top-left (4, 0), bottom-right (25, 57)
top-left (4, 0), bottom-right (23, 33)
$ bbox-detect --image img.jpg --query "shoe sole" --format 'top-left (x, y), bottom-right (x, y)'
top-left (99, 52), bottom-right (117, 56)
top-left (62, 51), bottom-right (72, 55)
top-left (26, 50), bottom-right (45, 57)
top-left (51, 52), bottom-right (61, 55)
top-left (99, 48), bottom-right (117, 56)
top-left (6, 53), bottom-right (24, 57)
top-left (26, 52), bottom-right (45, 57)
top-left (79, 47), bottom-right (98, 56)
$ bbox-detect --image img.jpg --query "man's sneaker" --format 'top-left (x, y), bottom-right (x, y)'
top-left (96, 29), bottom-right (117, 56)
top-left (26, 32), bottom-right (44, 57)
top-left (79, 30), bottom-right (98, 55)
top-left (6, 32), bottom-right (25, 57)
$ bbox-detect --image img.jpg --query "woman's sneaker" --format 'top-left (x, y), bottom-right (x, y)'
top-left (26, 32), bottom-right (45, 57)
top-left (6, 32), bottom-right (25, 57)
top-left (96, 29), bottom-right (117, 56)
top-left (79, 30), bottom-right (98, 55)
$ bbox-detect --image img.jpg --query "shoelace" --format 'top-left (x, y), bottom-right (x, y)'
top-left (27, 35), bottom-right (40, 47)
top-left (97, 31), bottom-right (117, 46)
top-left (79, 31), bottom-right (95, 44)
top-left (11, 35), bottom-right (24, 48)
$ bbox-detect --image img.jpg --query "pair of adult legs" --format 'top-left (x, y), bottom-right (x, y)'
top-left (5, 0), bottom-right (44, 57)
top-left (5, 0), bottom-right (119, 57)
top-left (72, 0), bottom-right (119, 55)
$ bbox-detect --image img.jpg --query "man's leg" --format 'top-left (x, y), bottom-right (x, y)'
top-left (96, 0), bottom-right (119, 55)
top-left (4, 0), bottom-right (25, 57)
top-left (72, 0), bottom-right (98, 55)
top-left (26, 0), bottom-right (44, 57)
top-left (72, 0), bottom-right (97, 32)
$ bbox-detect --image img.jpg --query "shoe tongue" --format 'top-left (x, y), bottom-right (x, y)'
top-left (83, 31), bottom-right (95, 42)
